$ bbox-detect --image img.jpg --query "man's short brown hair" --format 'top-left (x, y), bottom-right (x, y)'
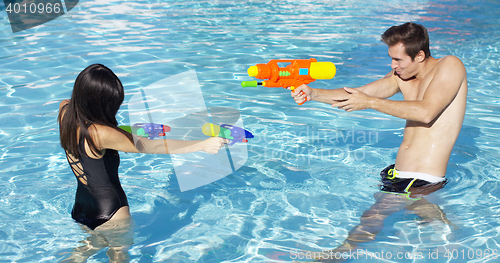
top-left (381, 22), bottom-right (431, 61)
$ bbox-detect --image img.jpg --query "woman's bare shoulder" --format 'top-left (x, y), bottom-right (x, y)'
top-left (89, 124), bottom-right (140, 153)
top-left (88, 124), bottom-right (117, 141)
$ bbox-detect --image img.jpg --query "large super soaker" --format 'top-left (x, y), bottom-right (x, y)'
top-left (119, 123), bottom-right (171, 140)
top-left (241, 58), bottom-right (336, 105)
top-left (202, 123), bottom-right (254, 146)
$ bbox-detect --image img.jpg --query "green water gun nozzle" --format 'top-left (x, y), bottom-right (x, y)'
top-left (241, 80), bottom-right (262, 88)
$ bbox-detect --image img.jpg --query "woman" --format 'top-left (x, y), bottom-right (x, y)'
top-left (58, 64), bottom-right (226, 231)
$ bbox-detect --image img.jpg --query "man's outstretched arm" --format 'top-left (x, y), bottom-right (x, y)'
top-left (291, 70), bottom-right (400, 105)
top-left (332, 56), bottom-right (466, 123)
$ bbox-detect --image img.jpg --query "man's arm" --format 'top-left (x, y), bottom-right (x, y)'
top-left (357, 70), bottom-right (400, 98)
top-left (333, 56), bottom-right (466, 123)
top-left (291, 70), bottom-right (399, 105)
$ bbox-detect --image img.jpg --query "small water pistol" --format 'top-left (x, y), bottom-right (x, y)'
top-left (119, 123), bottom-right (171, 140)
top-left (202, 123), bottom-right (254, 146)
top-left (241, 58), bottom-right (336, 105)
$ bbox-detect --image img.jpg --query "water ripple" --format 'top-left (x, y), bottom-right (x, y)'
top-left (0, 0), bottom-right (499, 262)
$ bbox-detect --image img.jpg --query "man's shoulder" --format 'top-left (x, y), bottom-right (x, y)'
top-left (434, 56), bottom-right (466, 77)
top-left (436, 55), bottom-right (465, 68)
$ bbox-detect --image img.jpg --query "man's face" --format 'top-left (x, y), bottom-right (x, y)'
top-left (388, 43), bottom-right (419, 80)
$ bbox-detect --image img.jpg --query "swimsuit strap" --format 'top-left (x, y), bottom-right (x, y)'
top-left (65, 152), bottom-right (88, 185)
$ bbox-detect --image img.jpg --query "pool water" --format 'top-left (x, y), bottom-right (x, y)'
top-left (1, 0), bottom-right (500, 262)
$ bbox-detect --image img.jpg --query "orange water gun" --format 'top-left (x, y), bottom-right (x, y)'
top-left (241, 58), bottom-right (336, 105)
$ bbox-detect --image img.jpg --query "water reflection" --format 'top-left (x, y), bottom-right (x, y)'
top-left (61, 217), bottom-right (134, 263)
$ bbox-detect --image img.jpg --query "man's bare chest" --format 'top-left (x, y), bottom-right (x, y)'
top-left (398, 77), bottom-right (433, 100)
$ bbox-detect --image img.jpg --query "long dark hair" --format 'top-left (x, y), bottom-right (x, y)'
top-left (58, 64), bottom-right (136, 157)
top-left (381, 22), bottom-right (431, 60)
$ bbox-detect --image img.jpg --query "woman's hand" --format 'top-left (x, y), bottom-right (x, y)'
top-left (201, 137), bottom-right (228, 154)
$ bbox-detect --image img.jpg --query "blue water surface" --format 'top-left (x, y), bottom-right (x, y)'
top-left (0, 0), bottom-right (499, 262)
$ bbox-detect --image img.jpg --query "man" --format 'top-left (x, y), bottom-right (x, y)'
top-left (291, 22), bottom-right (467, 260)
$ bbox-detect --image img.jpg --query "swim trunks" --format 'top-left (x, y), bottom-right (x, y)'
top-left (380, 164), bottom-right (446, 198)
top-left (65, 135), bottom-right (128, 230)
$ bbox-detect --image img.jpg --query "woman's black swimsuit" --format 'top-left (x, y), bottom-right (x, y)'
top-left (65, 136), bottom-right (128, 230)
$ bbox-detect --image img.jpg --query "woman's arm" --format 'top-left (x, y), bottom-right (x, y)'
top-left (92, 124), bottom-right (226, 154)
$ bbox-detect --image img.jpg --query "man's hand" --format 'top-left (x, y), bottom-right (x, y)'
top-left (289, 84), bottom-right (313, 104)
top-left (331, 87), bottom-right (373, 112)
